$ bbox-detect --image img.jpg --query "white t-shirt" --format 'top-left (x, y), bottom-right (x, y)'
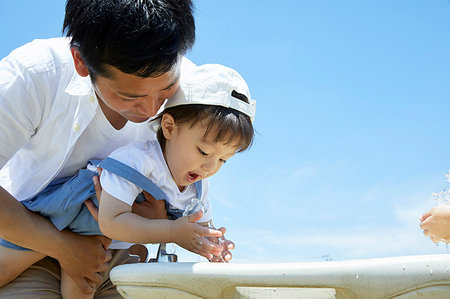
top-left (100, 139), bottom-right (212, 223)
top-left (57, 104), bottom-right (148, 179)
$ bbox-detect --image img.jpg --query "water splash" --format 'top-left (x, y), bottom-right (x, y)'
top-left (432, 171), bottom-right (450, 205)
top-left (431, 171), bottom-right (450, 253)
top-left (183, 197), bottom-right (208, 217)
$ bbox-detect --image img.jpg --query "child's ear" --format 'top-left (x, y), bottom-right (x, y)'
top-left (161, 113), bottom-right (176, 139)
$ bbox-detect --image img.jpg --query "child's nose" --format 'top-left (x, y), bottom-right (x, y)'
top-left (201, 158), bottom-right (217, 173)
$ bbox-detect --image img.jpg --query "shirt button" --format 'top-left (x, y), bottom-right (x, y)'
top-left (73, 123), bottom-right (80, 131)
top-left (89, 96), bottom-right (95, 103)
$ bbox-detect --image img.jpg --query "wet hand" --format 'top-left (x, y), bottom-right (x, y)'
top-left (207, 227), bottom-right (234, 262)
top-left (420, 205), bottom-right (450, 243)
top-left (218, 227), bottom-right (234, 262)
top-left (171, 211), bottom-right (223, 260)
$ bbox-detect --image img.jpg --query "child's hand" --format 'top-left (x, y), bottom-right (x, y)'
top-left (218, 227), bottom-right (235, 262)
top-left (420, 205), bottom-right (450, 243)
top-left (207, 227), bottom-right (235, 263)
top-left (171, 210), bottom-right (224, 260)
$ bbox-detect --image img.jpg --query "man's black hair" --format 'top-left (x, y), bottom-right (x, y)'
top-left (63, 0), bottom-right (195, 79)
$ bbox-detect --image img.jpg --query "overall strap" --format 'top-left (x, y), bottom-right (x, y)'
top-left (98, 157), bottom-right (167, 201)
top-left (194, 180), bottom-right (202, 198)
top-left (88, 159), bottom-right (103, 167)
top-left (165, 180), bottom-right (204, 220)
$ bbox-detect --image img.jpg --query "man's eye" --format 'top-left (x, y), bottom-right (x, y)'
top-left (219, 159), bottom-right (227, 164)
top-left (121, 97), bottom-right (135, 102)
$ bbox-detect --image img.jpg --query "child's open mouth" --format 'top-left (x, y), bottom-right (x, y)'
top-left (187, 171), bottom-right (199, 183)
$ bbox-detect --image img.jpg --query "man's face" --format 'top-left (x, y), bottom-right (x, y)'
top-left (93, 63), bottom-right (180, 123)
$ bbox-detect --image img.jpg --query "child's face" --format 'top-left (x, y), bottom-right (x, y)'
top-left (163, 117), bottom-right (238, 191)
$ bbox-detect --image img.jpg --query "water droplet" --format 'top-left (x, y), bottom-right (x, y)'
top-left (402, 266), bottom-right (406, 271)
top-left (433, 171), bottom-right (450, 205)
top-left (430, 269), bottom-right (434, 275)
top-left (356, 274), bottom-right (359, 279)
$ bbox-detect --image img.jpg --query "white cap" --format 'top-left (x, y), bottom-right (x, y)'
top-left (164, 64), bottom-right (256, 122)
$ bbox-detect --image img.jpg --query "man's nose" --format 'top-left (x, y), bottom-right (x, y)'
top-left (138, 95), bottom-right (165, 117)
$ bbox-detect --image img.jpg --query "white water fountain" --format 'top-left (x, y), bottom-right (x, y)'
top-left (110, 178), bottom-right (450, 298)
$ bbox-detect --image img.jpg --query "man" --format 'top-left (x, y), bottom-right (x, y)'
top-left (0, 0), bottom-right (233, 297)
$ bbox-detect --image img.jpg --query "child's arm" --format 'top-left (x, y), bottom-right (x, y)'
top-left (98, 191), bottom-right (223, 260)
top-left (420, 205), bottom-right (450, 243)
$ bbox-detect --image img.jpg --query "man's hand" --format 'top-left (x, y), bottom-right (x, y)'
top-left (56, 231), bottom-right (112, 294)
top-left (132, 190), bottom-right (168, 220)
top-left (420, 205), bottom-right (450, 243)
top-left (85, 170), bottom-right (168, 222)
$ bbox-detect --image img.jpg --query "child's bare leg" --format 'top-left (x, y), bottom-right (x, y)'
top-left (61, 269), bottom-right (94, 299)
top-left (0, 246), bottom-right (45, 286)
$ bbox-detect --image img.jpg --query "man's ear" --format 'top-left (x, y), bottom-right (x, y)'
top-left (70, 48), bottom-right (89, 77)
top-left (161, 114), bottom-right (177, 140)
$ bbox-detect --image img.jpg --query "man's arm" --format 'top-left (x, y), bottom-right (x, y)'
top-left (0, 186), bottom-right (111, 294)
top-left (0, 54), bottom-right (113, 294)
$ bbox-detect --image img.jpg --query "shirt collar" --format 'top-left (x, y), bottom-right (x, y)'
top-left (65, 72), bottom-right (93, 96)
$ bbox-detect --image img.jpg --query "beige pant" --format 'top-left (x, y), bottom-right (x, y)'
top-left (0, 249), bottom-right (138, 298)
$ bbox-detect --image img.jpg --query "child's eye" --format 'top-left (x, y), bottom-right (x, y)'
top-left (198, 148), bottom-right (208, 156)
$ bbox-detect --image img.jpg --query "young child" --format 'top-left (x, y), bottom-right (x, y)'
top-left (0, 63), bottom-right (256, 298)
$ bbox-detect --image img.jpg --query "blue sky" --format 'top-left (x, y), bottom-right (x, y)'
top-left (1, 0), bottom-right (450, 263)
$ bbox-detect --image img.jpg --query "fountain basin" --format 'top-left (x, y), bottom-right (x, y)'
top-left (110, 254), bottom-right (450, 298)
